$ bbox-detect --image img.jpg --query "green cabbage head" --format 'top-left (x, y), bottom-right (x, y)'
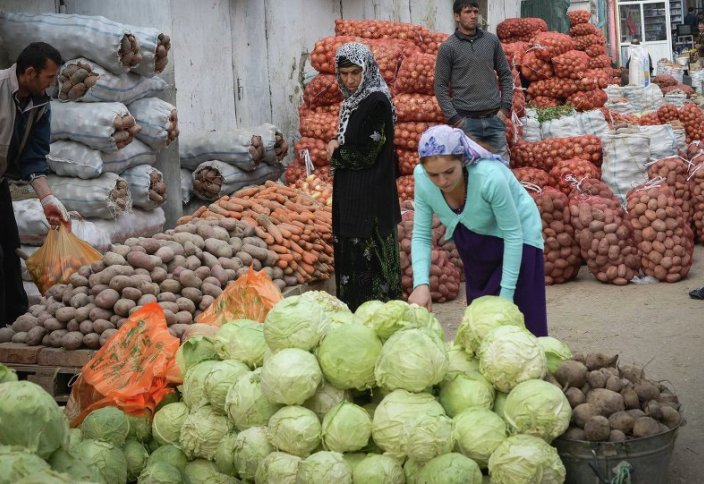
top-left (444, 342), bottom-right (480, 382)
top-left (123, 439), bottom-right (149, 481)
top-left (371, 389), bottom-right (446, 459)
top-left (352, 454), bottom-right (405, 484)
top-left (175, 335), bottom-right (219, 377)
top-left (254, 451), bottom-right (301, 484)
top-left (264, 295), bottom-right (326, 351)
top-left (0, 446), bottom-right (51, 482)
top-left (296, 451), bottom-right (352, 484)
top-left (225, 368), bottom-right (281, 431)
top-left (181, 359), bottom-right (219, 409)
top-left (455, 295), bottom-right (525, 354)
top-left (300, 291), bottom-right (354, 329)
top-left (375, 328), bottom-right (448, 392)
top-left (452, 407), bottom-right (508, 468)
top-left (215, 319), bottom-right (267, 368)
top-left (537, 336), bottom-right (573, 373)
top-left (137, 462), bottom-right (184, 484)
top-left (126, 412), bottom-right (152, 443)
top-left (260, 348), bottom-right (322, 405)
top-left (478, 326), bottom-right (547, 393)
top-left (321, 401), bottom-right (371, 452)
top-left (232, 426), bottom-right (274, 480)
top-left (488, 434), bottom-right (566, 484)
top-left (183, 459), bottom-right (238, 484)
top-left (317, 323), bottom-right (382, 390)
top-left (214, 432), bottom-right (238, 476)
top-left (81, 406), bottom-right (130, 447)
top-left (204, 359), bottom-right (250, 413)
top-left (151, 402), bottom-right (190, 446)
top-left (439, 371), bottom-right (495, 417)
top-left (417, 453), bottom-right (483, 484)
top-left (179, 405), bottom-right (230, 460)
top-left (503, 379), bottom-right (572, 443)
top-left (493, 391), bottom-right (509, 419)
top-left (73, 439), bottom-right (128, 484)
top-left (146, 444), bottom-right (188, 471)
top-left (408, 303), bottom-right (445, 340)
top-left (303, 380), bottom-right (350, 419)
top-left (268, 406), bottom-right (321, 458)
top-left (0, 381), bottom-right (68, 459)
top-left (361, 300), bottom-right (414, 341)
top-left (402, 413), bottom-right (453, 463)
top-left (0, 363), bottom-right (17, 383)
top-left (48, 448), bottom-right (93, 481)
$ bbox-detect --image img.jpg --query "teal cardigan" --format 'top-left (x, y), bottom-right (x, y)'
top-left (411, 160), bottom-right (543, 301)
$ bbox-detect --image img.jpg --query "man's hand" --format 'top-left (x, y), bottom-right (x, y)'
top-left (326, 139), bottom-right (340, 161)
top-left (408, 284), bottom-right (432, 312)
top-left (40, 194), bottom-right (71, 230)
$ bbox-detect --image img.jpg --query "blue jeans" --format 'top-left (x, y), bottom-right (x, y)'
top-left (462, 115), bottom-right (508, 161)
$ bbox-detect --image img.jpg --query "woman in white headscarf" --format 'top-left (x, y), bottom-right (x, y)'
top-left (408, 124), bottom-right (548, 336)
top-left (325, 42), bottom-right (402, 311)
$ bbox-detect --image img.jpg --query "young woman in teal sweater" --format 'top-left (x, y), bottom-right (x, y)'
top-left (408, 125), bottom-right (548, 336)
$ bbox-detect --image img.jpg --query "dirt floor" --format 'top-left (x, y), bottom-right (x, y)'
top-left (433, 245), bottom-right (703, 483)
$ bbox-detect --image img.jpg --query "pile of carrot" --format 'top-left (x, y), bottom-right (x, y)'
top-left (177, 180), bottom-right (333, 284)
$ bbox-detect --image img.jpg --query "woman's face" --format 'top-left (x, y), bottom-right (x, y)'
top-left (339, 65), bottom-right (363, 93)
top-left (422, 155), bottom-right (465, 193)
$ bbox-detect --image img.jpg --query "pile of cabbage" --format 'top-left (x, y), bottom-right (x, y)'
top-left (0, 293), bottom-right (574, 483)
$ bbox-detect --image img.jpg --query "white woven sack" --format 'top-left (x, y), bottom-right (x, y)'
top-left (540, 109), bottom-right (610, 139)
top-left (600, 133), bottom-right (651, 206)
top-left (180, 130), bottom-right (261, 171)
top-left (47, 172), bottom-right (132, 219)
top-left (101, 139), bottom-right (156, 174)
top-left (121, 164), bottom-right (165, 210)
top-left (0, 12), bottom-right (133, 75)
top-left (49, 101), bottom-right (129, 152)
top-left (521, 108), bottom-right (541, 142)
top-left (192, 160), bottom-right (284, 201)
top-left (91, 207), bottom-right (165, 243)
top-left (13, 199), bottom-right (50, 246)
top-left (58, 57), bottom-right (167, 104)
top-left (637, 125), bottom-right (681, 163)
top-left (47, 141), bottom-right (103, 179)
top-left (127, 97), bottom-right (176, 150)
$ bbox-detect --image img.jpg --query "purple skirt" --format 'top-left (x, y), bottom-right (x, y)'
top-left (453, 224), bottom-right (548, 337)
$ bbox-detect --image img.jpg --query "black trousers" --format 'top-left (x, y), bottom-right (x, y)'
top-left (0, 179), bottom-right (28, 326)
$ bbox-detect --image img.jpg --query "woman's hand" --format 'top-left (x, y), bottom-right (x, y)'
top-left (408, 284), bottom-right (432, 311)
top-left (326, 139), bottom-right (340, 161)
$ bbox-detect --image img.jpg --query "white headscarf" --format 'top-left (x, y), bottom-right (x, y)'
top-left (335, 42), bottom-right (395, 145)
top-left (418, 125), bottom-right (509, 166)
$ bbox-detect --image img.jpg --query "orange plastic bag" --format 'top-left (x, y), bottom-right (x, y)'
top-left (25, 222), bottom-right (102, 295)
top-left (65, 303), bottom-right (180, 427)
top-left (196, 267), bottom-right (283, 326)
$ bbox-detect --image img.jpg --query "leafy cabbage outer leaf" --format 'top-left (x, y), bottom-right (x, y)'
top-left (455, 295), bottom-right (525, 354)
top-left (488, 434), bottom-right (566, 484)
top-left (503, 379), bottom-right (572, 443)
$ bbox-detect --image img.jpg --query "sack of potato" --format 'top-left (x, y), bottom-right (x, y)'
top-left (127, 97), bottom-right (179, 150)
top-left (121, 165), bottom-right (167, 210)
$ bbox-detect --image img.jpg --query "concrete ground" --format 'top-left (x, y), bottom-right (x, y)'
top-left (434, 245), bottom-right (703, 483)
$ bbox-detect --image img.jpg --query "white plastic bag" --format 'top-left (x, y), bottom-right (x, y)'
top-left (57, 57), bottom-right (167, 104)
top-left (600, 132), bottom-right (651, 206)
top-left (127, 97), bottom-right (178, 150)
top-left (627, 44), bottom-right (650, 87)
top-left (47, 141), bottom-right (103, 179)
top-left (181, 168), bottom-right (193, 205)
top-left (637, 124), bottom-right (682, 163)
top-left (521, 108), bottom-right (541, 141)
top-left (47, 172), bottom-right (132, 219)
top-left (0, 12), bottom-right (137, 75)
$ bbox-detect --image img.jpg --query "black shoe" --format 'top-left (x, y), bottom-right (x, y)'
top-left (689, 287), bottom-right (704, 300)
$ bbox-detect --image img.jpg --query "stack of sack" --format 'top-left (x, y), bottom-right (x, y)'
top-left (0, 12), bottom-right (178, 293)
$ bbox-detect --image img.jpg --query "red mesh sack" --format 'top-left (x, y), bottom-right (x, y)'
top-left (303, 74), bottom-right (342, 109)
top-left (550, 158), bottom-right (602, 195)
top-left (585, 43), bottom-right (608, 58)
top-left (567, 89), bottom-right (608, 111)
top-left (311, 35), bottom-right (361, 73)
top-left (521, 50), bottom-right (554, 81)
top-left (568, 10), bottom-right (592, 27)
top-left (574, 34), bottom-right (607, 51)
top-left (552, 50), bottom-right (590, 80)
top-left (497, 18), bottom-right (548, 43)
top-left (688, 160), bottom-right (704, 241)
top-left (396, 148), bottom-right (419, 175)
top-left (512, 135), bottom-right (602, 171)
top-left (299, 110), bottom-right (338, 141)
top-left (394, 93), bottom-right (446, 123)
top-left (533, 32), bottom-right (575, 61)
top-left (527, 78), bottom-right (578, 100)
top-left (529, 96), bottom-right (561, 108)
top-left (397, 175), bottom-right (415, 201)
top-left (395, 53), bottom-right (436, 95)
top-left (502, 41), bottom-right (530, 66)
top-left (527, 185), bottom-right (582, 284)
top-left (647, 156), bottom-right (693, 225)
top-left (512, 167), bottom-right (555, 188)
top-left (569, 195), bottom-right (641, 284)
top-left (588, 54), bottom-right (613, 69)
top-left (295, 137), bottom-right (328, 168)
top-left (626, 180), bottom-right (694, 282)
top-left (567, 177), bottom-right (616, 200)
top-left (395, 121), bottom-right (434, 152)
top-left (570, 23), bottom-right (601, 37)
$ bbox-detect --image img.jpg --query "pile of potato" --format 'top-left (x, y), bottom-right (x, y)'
top-left (0, 219), bottom-right (285, 350)
top-left (112, 112), bottom-right (141, 150)
top-left (554, 353), bottom-right (683, 442)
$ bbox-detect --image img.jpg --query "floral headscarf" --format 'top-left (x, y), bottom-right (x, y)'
top-left (335, 42), bottom-right (395, 145)
top-left (417, 124), bottom-right (509, 166)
